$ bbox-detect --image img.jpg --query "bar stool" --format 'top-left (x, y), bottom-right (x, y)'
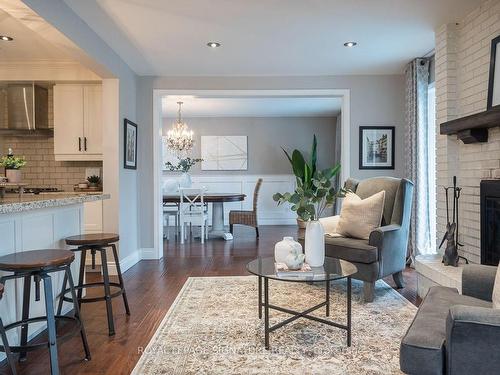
top-left (0, 283), bottom-right (17, 375)
top-left (0, 250), bottom-right (91, 375)
top-left (57, 233), bottom-right (130, 336)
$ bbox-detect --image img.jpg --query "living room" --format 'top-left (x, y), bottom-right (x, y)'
top-left (0, 0), bottom-right (499, 374)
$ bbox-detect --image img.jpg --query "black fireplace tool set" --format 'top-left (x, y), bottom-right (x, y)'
top-left (439, 176), bottom-right (469, 267)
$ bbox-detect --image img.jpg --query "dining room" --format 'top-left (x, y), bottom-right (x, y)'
top-left (159, 93), bottom-right (345, 253)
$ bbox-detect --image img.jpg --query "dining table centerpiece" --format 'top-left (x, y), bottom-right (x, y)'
top-left (165, 156), bottom-right (203, 188)
top-left (273, 135), bottom-right (344, 267)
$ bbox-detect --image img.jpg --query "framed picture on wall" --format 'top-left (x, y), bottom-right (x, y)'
top-left (200, 135), bottom-right (248, 170)
top-left (359, 126), bottom-right (395, 170)
top-left (487, 34), bottom-right (500, 110)
top-left (124, 119), bottom-right (138, 169)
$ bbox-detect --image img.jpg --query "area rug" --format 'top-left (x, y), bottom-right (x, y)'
top-left (132, 276), bottom-right (416, 375)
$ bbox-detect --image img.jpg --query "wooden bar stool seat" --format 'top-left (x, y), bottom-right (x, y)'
top-left (58, 233), bottom-right (130, 336)
top-left (0, 249), bottom-right (91, 375)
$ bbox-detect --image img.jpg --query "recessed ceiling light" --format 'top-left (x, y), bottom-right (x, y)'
top-left (207, 41), bottom-right (221, 48)
top-left (0, 35), bottom-right (13, 41)
top-left (344, 41), bottom-right (357, 47)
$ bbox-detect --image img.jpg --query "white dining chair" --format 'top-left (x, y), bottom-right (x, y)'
top-left (163, 203), bottom-right (179, 240)
top-left (179, 187), bottom-right (209, 244)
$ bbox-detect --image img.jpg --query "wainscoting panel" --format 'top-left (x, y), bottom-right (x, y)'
top-left (163, 174), bottom-right (297, 225)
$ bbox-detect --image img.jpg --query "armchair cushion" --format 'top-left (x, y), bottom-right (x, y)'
top-left (336, 191), bottom-right (386, 240)
top-left (324, 236), bottom-right (378, 264)
top-left (494, 266), bottom-right (500, 309)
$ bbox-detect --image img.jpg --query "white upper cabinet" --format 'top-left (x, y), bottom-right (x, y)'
top-left (54, 84), bottom-right (103, 161)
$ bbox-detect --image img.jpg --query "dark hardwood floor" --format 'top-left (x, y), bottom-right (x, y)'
top-left (0, 225), bottom-right (418, 375)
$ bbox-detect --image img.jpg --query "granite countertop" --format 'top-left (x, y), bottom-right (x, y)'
top-left (0, 192), bottom-right (110, 214)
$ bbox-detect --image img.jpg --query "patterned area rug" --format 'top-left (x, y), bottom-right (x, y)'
top-left (132, 276), bottom-right (416, 374)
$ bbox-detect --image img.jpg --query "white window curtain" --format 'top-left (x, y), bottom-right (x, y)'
top-left (404, 58), bottom-right (436, 260)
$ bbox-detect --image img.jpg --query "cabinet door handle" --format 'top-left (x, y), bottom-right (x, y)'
top-left (84, 137), bottom-right (87, 151)
top-left (78, 137), bottom-right (82, 151)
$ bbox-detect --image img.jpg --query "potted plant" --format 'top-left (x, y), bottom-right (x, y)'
top-left (86, 175), bottom-right (102, 189)
top-left (165, 157), bottom-right (203, 187)
top-left (273, 135), bottom-right (343, 266)
top-left (0, 155), bottom-right (27, 183)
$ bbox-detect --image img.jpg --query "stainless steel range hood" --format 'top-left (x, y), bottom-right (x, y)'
top-left (0, 83), bottom-right (53, 136)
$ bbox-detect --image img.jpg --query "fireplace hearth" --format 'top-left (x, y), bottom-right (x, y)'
top-left (480, 180), bottom-right (500, 266)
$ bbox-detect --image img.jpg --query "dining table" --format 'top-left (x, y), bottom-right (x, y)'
top-left (163, 192), bottom-right (246, 237)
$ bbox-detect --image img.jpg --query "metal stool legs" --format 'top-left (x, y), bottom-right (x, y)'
top-left (19, 276), bottom-right (31, 362)
top-left (111, 244), bottom-right (130, 315)
top-left (0, 317), bottom-right (17, 375)
top-left (41, 274), bottom-right (59, 375)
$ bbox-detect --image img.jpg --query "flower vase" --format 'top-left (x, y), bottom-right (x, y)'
top-left (6, 169), bottom-right (21, 183)
top-left (274, 237), bottom-right (302, 263)
top-left (179, 172), bottom-right (192, 188)
top-left (304, 220), bottom-right (325, 267)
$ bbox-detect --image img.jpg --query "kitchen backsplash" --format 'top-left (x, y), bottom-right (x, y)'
top-left (1, 136), bottom-right (102, 191)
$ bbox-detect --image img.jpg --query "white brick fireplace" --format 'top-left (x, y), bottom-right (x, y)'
top-left (417, 0), bottom-right (500, 297)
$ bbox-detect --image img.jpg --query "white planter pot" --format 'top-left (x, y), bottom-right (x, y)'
top-left (6, 169), bottom-right (21, 183)
top-left (179, 172), bottom-right (192, 188)
top-left (274, 236), bottom-right (302, 263)
top-left (305, 220), bottom-right (325, 267)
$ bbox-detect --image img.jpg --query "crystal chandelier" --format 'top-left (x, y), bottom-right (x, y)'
top-left (165, 101), bottom-right (194, 156)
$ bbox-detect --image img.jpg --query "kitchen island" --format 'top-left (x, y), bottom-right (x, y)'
top-left (0, 192), bottom-right (110, 357)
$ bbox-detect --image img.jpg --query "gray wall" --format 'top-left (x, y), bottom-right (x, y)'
top-left (137, 75), bottom-right (405, 249)
top-left (162, 116), bottom-right (337, 175)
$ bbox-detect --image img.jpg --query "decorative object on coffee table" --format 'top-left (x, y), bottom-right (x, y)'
top-left (247, 256), bottom-right (357, 350)
top-left (359, 126), bottom-right (395, 169)
top-left (274, 236), bottom-right (302, 263)
top-left (274, 135), bottom-right (344, 267)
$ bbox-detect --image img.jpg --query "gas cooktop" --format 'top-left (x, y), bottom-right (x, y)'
top-left (6, 187), bottom-right (65, 195)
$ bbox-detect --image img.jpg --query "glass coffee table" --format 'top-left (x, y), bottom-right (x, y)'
top-left (246, 256), bottom-right (357, 350)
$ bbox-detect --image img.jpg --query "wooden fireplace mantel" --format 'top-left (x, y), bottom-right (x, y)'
top-left (440, 107), bottom-right (500, 143)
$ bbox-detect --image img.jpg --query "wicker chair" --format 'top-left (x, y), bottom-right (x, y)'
top-left (229, 178), bottom-right (263, 237)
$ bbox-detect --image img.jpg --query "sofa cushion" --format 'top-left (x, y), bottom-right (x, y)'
top-left (324, 235), bottom-right (378, 264)
top-left (400, 286), bottom-right (492, 375)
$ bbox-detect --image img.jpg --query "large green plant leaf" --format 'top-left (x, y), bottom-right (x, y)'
top-left (291, 150), bottom-right (306, 180)
top-left (311, 134), bottom-right (317, 177)
top-left (282, 148), bottom-right (293, 165)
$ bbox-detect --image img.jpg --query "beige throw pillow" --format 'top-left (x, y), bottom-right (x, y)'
top-left (336, 191), bottom-right (386, 240)
top-left (493, 266), bottom-right (500, 309)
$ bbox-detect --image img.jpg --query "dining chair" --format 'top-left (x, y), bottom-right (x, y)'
top-left (229, 178), bottom-right (263, 237)
top-left (163, 203), bottom-right (179, 240)
top-left (179, 187), bottom-right (209, 244)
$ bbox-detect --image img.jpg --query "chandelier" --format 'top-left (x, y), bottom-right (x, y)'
top-left (165, 101), bottom-right (194, 156)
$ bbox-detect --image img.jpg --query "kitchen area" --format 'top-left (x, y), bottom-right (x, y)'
top-left (0, 80), bottom-right (110, 356)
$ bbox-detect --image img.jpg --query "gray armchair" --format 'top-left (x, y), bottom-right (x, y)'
top-left (400, 264), bottom-right (500, 375)
top-left (316, 177), bottom-right (414, 302)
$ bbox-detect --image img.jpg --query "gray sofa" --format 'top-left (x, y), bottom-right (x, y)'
top-left (400, 264), bottom-right (500, 375)
top-left (319, 177), bottom-right (414, 302)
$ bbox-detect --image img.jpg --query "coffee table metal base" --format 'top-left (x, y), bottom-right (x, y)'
top-left (258, 276), bottom-right (352, 350)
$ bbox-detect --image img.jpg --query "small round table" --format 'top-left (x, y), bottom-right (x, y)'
top-left (246, 256), bottom-right (357, 350)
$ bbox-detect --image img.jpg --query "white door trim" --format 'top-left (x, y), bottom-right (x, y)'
top-left (152, 89), bottom-right (351, 260)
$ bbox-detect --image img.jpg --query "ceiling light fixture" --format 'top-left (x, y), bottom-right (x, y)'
top-left (344, 41), bottom-right (357, 47)
top-left (0, 35), bottom-right (13, 41)
top-left (207, 41), bottom-right (221, 48)
top-left (165, 101), bottom-right (194, 157)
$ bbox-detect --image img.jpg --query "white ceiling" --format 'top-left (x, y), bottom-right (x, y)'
top-left (63, 0), bottom-right (482, 76)
top-left (162, 96), bottom-right (342, 118)
top-left (0, 9), bottom-right (73, 62)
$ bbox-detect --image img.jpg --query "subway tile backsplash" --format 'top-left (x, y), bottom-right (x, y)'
top-left (1, 136), bottom-right (102, 192)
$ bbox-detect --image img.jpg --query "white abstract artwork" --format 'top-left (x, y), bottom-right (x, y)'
top-left (201, 136), bottom-right (248, 170)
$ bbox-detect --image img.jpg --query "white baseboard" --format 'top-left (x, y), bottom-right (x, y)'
top-left (141, 247), bottom-right (159, 259)
top-left (108, 249), bottom-right (141, 275)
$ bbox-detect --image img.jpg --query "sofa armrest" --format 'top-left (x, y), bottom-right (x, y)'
top-left (446, 305), bottom-right (500, 374)
top-left (462, 264), bottom-right (497, 302)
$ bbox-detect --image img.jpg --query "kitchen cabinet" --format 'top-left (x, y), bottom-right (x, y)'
top-left (83, 199), bottom-right (103, 234)
top-left (54, 84), bottom-right (102, 161)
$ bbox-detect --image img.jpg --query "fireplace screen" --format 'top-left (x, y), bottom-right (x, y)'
top-left (481, 180), bottom-right (500, 266)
